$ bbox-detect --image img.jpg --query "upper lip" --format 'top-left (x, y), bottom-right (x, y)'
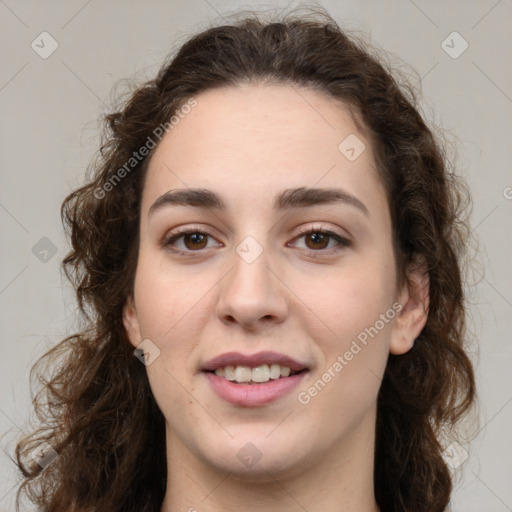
top-left (201, 351), bottom-right (309, 372)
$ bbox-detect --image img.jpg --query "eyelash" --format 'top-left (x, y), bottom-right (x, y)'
top-left (161, 225), bottom-right (351, 257)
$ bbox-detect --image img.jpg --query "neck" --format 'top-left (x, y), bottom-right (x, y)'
top-left (160, 410), bottom-right (380, 512)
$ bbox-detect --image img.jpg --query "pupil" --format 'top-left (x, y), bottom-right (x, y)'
top-left (186, 233), bottom-right (206, 249)
top-left (309, 232), bottom-right (327, 249)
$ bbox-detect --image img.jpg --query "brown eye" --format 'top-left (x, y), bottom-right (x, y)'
top-left (162, 229), bottom-right (221, 254)
top-left (182, 232), bottom-right (208, 250)
top-left (304, 232), bottom-right (330, 250)
top-left (291, 228), bottom-right (351, 254)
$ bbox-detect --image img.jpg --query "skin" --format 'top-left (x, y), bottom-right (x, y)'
top-left (123, 83), bottom-right (429, 512)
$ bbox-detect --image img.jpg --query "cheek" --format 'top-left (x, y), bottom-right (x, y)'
top-left (131, 256), bottom-right (211, 415)
top-left (133, 250), bottom-right (213, 342)
top-left (297, 263), bottom-right (394, 425)
top-left (298, 256), bottom-right (396, 340)
top-left (145, 363), bottom-right (206, 442)
top-left (294, 252), bottom-right (396, 405)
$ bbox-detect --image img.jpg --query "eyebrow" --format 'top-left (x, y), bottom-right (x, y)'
top-left (148, 187), bottom-right (369, 218)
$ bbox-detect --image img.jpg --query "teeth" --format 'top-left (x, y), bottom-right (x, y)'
top-left (280, 366), bottom-right (290, 377)
top-left (252, 364), bottom-right (270, 383)
top-left (269, 364), bottom-right (281, 379)
top-left (214, 363), bottom-right (297, 383)
top-left (234, 365), bottom-right (252, 383)
top-left (224, 366), bottom-right (235, 380)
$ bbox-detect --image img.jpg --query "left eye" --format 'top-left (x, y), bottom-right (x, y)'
top-left (291, 229), bottom-right (350, 252)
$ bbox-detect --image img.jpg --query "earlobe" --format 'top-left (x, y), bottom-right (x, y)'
top-left (390, 266), bottom-right (430, 356)
top-left (122, 295), bottom-right (142, 348)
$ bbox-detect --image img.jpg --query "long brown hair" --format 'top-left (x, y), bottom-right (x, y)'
top-left (15, 6), bottom-right (476, 512)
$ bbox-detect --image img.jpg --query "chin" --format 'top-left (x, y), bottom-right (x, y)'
top-left (199, 433), bottom-right (312, 481)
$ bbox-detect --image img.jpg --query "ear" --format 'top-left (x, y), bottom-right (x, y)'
top-left (122, 294), bottom-right (142, 348)
top-left (390, 259), bottom-right (430, 355)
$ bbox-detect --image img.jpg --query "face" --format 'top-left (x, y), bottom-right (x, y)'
top-left (123, 83), bottom-right (428, 480)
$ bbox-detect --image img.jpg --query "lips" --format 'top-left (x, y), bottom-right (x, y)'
top-left (201, 351), bottom-right (310, 406)
top-left (204, 371), bottom-right (307, 406)
top-left (201, 350), bottom-right (309, 373)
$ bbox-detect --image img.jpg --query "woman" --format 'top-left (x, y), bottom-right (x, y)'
top-left (16, 6), bottom-right (476, 512)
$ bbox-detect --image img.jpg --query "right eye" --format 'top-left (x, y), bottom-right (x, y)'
top-left (161, 228), bottom-right (223, 255)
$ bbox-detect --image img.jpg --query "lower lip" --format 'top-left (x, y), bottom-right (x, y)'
top-left (203, 371), bottom-right (308, 407)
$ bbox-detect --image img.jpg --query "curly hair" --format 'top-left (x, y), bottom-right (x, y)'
top-left (15, 6), bottom-right (476, 512)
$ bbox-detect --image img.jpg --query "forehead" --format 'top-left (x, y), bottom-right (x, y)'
top-left (141, 83), bottom-right (386, 218)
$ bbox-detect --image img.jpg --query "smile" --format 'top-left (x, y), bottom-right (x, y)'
top-left (203, 369), bottom-right (308, 407)
top-left (212, 363), bottom-right (300, 383)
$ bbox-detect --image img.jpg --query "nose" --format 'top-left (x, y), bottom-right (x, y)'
top-left (216, 243), bottom-right (288, 331)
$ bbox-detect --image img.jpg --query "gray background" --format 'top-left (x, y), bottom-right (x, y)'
top-left (1, 1), bottom-right (511, 510)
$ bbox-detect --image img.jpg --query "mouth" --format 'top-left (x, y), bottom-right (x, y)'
top-left (204, 364), bottom-right (306, 384)
top-left (201, 351), bottom-right (310, 406)
top-left (203, 369), bottom-right (308, 406)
